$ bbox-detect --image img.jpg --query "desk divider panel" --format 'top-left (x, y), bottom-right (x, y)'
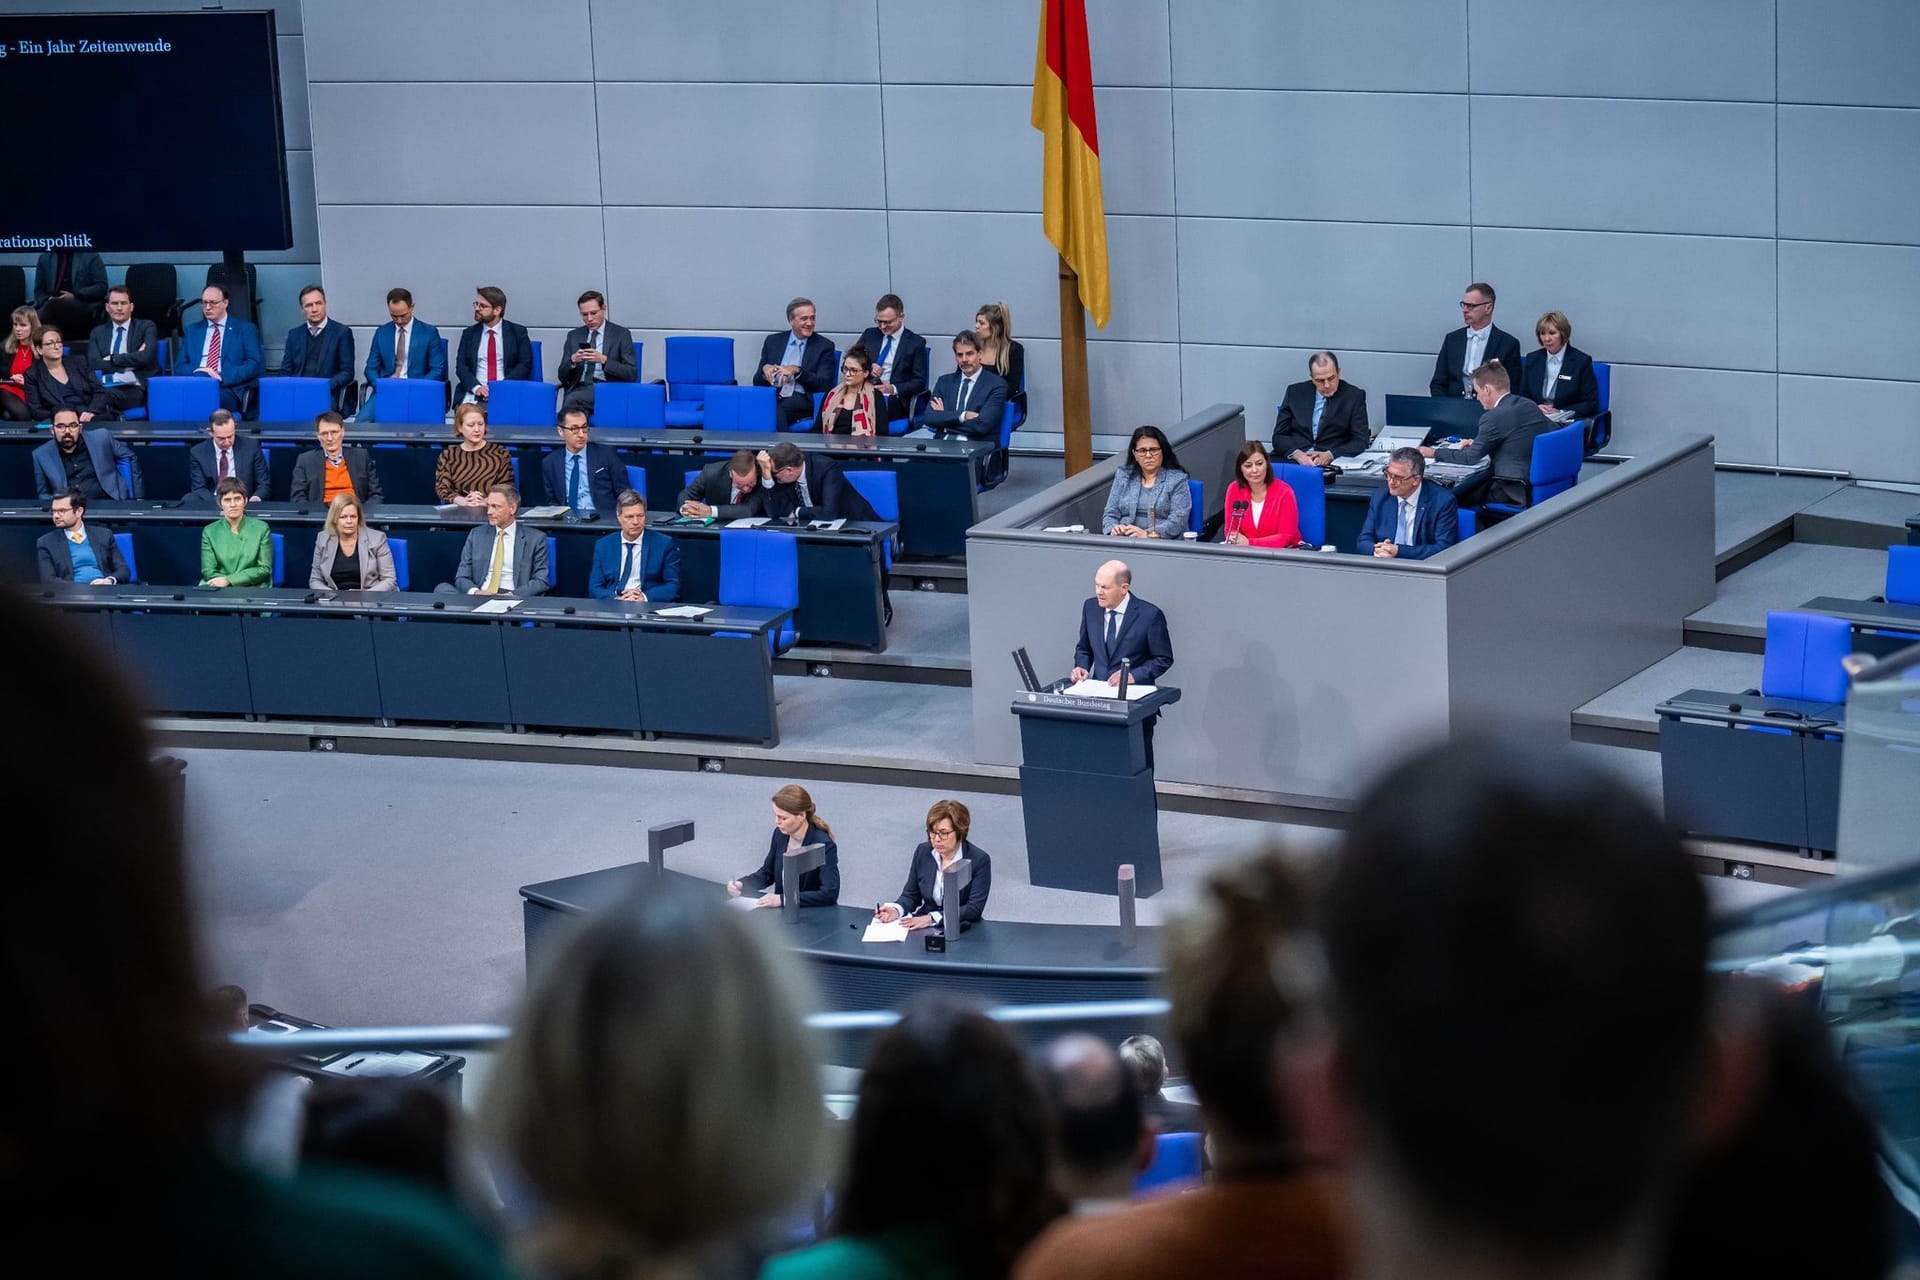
top-left (112, 610), bottom-right (254, 715)
top-left (241, 613), bottom-right (383, 720)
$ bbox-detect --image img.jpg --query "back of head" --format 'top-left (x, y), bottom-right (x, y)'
top-left (1324, 739), bottom-right (1708, 1261)
top-left (1038, 1034), bottom-right (1145, 1192)
top-left (1116, 1034), bottom-right (1167, 1099)
top-left (839, 1000), bottom-right (1061, 1276)
top-left (484, 883), bottom-right (824, 1275)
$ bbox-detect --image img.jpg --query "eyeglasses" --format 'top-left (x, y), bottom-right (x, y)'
top-left (1385, 469), bottom-right (1415, 483)
top-left (1459, 299), bottom-right (1490, 310)
top-left (1132, 445), bottom-right (1162, 456)
top-left (559, 424), bottom-right (590, 434)
top-left (928, 827), bottom-right (957, 839)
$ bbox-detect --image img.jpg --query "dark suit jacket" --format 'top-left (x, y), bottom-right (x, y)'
top-left (364, 320), bottom-right (447, 382)
top-left (857, 325), bottom-right (930, 419)
top-left (1143, 1093), bottom-right (1204, 1135)
top-left (752, 332), bottom-right (836, 397)
top-left (1355, 480), bottom-right (1460, 560)
top-left (452, 521), bottom-right (550, 596)
top-left (542, 441), bottom-right (624, 512)
top-left (1074, 594), bottom-right (1173, 683)
top-left (187, 437), bottom-right (272, 503)
top-left (32, 430), bottom-right (139, 500)
top-left (1272, 379), bottom-right (1370, 458)
top-left (87, 318), bottom-right (160, 387)
top-left (175, 319), bottom-right (265, 391)
top-left (1521, 345), bottom-right (1600, 421)
top-left (23, 361), bottom-right (112, 420)
top-left (555, 322), bottom-right (638, 392)
top-left (288, 447), bottom-right (384, 505)
top-left (36, 525), bottom-right (132, 583)
top-left (762, 454), bottom-right (880, 523)
top-left (676, 458), bottom-right (766, 520)
top-left (454, 320), bottom-right (533, 403)
top-left (32, 251), bottom-right (107, 307)
top-left (1438, 393), bottom-right (1548, 507)
top-left (923, 368), bottom-right (1008, 440)
top-left (281, 319), bottom-right (357, 396)
top-left (1430, 325), bottom-right (1525, 398)
top-left (737, 824), bottom-right (840, 907)
top-left (893, 841), bottom-right (992, 928)
top-left (588, 529), bottom-right (681, 602)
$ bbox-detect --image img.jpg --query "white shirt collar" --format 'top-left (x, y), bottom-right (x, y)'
top-left (1106, 594), bottom-right (1130, 620)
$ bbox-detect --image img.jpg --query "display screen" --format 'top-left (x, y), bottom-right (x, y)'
top-left (0, 11), bottom-right (291, 253)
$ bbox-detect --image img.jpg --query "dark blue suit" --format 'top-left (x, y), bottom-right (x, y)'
top-left (542, 442), bottom-right (624, 513)
top-left (361, 320), bottom-right (446, 423)
top-left (588, 529), bottom-right (681, 602)
top-left (1520, 345), bottom-right (1600, 421)
top-left (175, 318), bottom-right (264, 415)
top-left (922, 368), bottom-right (1008, 441)
top-left (454, 320), bottom-right (533, 404)
top-left (1073, 593), bottom-right (1173, 683)
top-left (1355, 481), bottom-right (1460, 560)
top-left (736, 823), bottom-right (840, 907)
top-left (280, 319), bottom-right (357, 405)
top-left (892, 841), bottom-right (992, 928)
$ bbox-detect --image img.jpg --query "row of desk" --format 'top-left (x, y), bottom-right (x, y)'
top-left (35, 585), bottom-right (791, 745)
top-left (0, 503), bottom-right (894, 651)
top-left (0, 423), bottom-right (992, 559)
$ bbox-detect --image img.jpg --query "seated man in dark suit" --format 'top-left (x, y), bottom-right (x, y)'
top-left (32, 410), bottom-right (140, 502)
top-left (859, 293), bottom-right (930, 425)
top-left (1356, 448), bottom-right (1460, 560)
top-left (185, 410), bottom-right (270, 505)
top-left (556, 290), bottom-right (638, 414)
top-left (873, 799), bottom-right (992, 931)
top-left (752, 297), bottom-right (836, 430)
top-left (677, 448), bottom-right (767, 520)
top-left (1118, 1034), bottom-right (1203, 1135)
top-left (919, 331), bottom-right (1008, 441)
top-left (174, 283), bottom-right (264, 416)
top-left (1272, 350), bottom-right (1370, 465)
top-left (588, 489), bottom-right (681, 602)
top-left (1430, 281), bottom-right (1524, 399)
top-left (1520, 310), bottom-right (1600, 421)
top-left (87, 287), bottom-right (160, 416)
top-left (1423, 361), bottom-right (1548, 508)
top-left (37, 488), bottom-right (133, 584)
top-left (1071, 559), bottom-right (1174, 764)
top-left (453, 285), bottom-right (533, 406)
top-left (32, 248), bottom-right (108, 336)
top-left (361, 287), bottom-right (447, 423)
top-left (288, 412), bottom-right (384, 506)
top-left (449, 484), bottom-right (549, 596)
top-left (279, 285), bottom-right (357, 414)
top-left (542, 407), bottom-right (623, 517)
top-left (755, 441), bottom-right (879, 524)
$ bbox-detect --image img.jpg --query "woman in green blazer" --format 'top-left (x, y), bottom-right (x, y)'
top-left (199, 477), bottom-right (273, 588)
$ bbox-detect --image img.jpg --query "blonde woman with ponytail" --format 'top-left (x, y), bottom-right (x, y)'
top-left (728, 783), bottom-right (841, 908)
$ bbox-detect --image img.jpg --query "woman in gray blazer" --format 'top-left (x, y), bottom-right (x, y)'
top-left (1101, 424), bottom-right (1191, 539)
top-left (309, 492), bottom-right (397, 591)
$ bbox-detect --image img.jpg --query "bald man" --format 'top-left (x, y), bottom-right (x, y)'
top-left (1039, 1034), bottom-right (1157, 1212)
top-left (1072, 560), bottom-right (1173, 688)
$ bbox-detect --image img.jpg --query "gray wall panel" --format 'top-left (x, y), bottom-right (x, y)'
top-left (1467, 0), bottom-right (1773, 100)
top-left (1779, 0), bottom-right (1920, 108)
top-left (1778, 241), bottom-right (1920, 381)
top-left (592, 0), bottom-right (880, 83)
top-left (310, 83), bottom-right (602, 205)
top-left (1472, 228), bottom-right (1776, 371)
top-left (1168, 0), bottom-right (1467, 92)
top-left (1472, 98), bottom-right (1774, 238)
top-left (881, 86), bottom-right (1042, 213)
top-left (303, 0), bottom-right (591, 81)
top-left (1778, 107), bottom-right (1920, 246)
top-left (879, 0), bottom-right (1171, 88)
top-left (278, 35), bottom-right (311, 150)
top-left (1778, 376), bottom-right (1920, 482)
top-left (597, 84), bottom-right (884, 209)
top-left (1173, 91), bottom-right (1470, 224)
top-left (1605, 365), bottom-right (1778, 467)
top-left (1179, 219), bottom-right (1471, 352)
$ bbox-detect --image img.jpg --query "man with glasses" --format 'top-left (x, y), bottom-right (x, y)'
top-left (288, 411), bottom-right (383, 506)
top-left (556, 290), bottom-right (638, 414)
top-left (1272, 350), bottom-right (1370, 465)
top-left (1430, 282), bottom-right (1523, 399)
top-left (918, 331), bottom-right (1007, 441)
top-left (542, 408), bottom-right (623, 517)
top-left (1356, 448), bottom-right (1458, 560)
top-left (873, 799), bottom-right (993, 931)
top-left (857, 293), bottom-right (930, 426)
top-left (454, 285), bottom-right (532, 405)
top-left (86, 286), bottom-right (158, 415)
top-left (37, 488), bottom-right (133, 584)
top-left (175, 283), bottom-right (264, 416)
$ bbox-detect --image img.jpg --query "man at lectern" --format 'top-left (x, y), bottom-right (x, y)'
top-left (1070, 560), bottom-right (1174, 767)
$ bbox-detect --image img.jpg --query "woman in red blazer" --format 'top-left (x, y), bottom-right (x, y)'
top-left (1220, 441), bottom-right (1301, 548)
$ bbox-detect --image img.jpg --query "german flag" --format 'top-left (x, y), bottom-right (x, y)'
top-left (1032, 0), bottom-right (1110, 329)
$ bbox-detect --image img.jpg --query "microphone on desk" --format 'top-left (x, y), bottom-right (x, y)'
top-left (302, 592), bottom-right (318, 604)
top-left (432, 600), bottom-right (445, 610)
top-left (1228, 499), bottom-right (1248, 540)
top-left (563, 605), bottom-right (576, 615)
top-left (171, 593), bottom-right (185, 602)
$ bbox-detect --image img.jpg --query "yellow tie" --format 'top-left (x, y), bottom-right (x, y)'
top-left (484, 528), bottom-right (506, 593)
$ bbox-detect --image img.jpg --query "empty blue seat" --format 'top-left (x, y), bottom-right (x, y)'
top-left (626, 464), bottom-right (647, 495)
top-left (1455, 506), bottom-right (1477, 540)
top-left (372, 378), bottom-right (446, 425)
top-left (389, 537), bottom-right (410, 591)
top-left (1187, 478), bottom-right (1204, 534)
top-left (1885, 546), bottom-right (1920, 606)
top-left (1134, 1131), bottom-right (1203, 1194)
top-left (147, 376), bottom-right (221, 422)
top-left (1760, 611), bottom-right (1852, 704)
top-left (270, 532), bottom-right (285, 587)
top-left (1582, 360), bottom-right (1612, 452)
top-left (259, 377), bottom-right (332, 423)
top-left (719, 528), bottom-right (799, 654)
top-left (705, 384), bottom-right (778, 432)
top-left (114, 532), bottom-right (137, 583)
top-left (845, 470), bottom-right (898, 570)
top-left (117, 457), bottom-right (135, 501)
top-left (663, 335), bottom-right (737, 427)
top-left (592, 382), bottom-right (666, 429)
top-left (1274, 462), bottom-right (1326, 546)
top-left (485, 380), bottom-right (558, 427)
top-left (529, 338), bottom-right (544, 380)
top-left (1482, 422), bottom-right (1583, 518)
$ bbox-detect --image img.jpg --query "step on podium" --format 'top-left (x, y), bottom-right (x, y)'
top-left (1011, 685), bottom-right (1181, 897)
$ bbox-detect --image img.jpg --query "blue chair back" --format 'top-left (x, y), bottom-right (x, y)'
top-left (592, 382), bottom-right (666, 429)
top-left (1760, 610), bottom-right (1852, 703)
top-left (1455, 506), bottom-right (1477, 540)
top-left (718, 528), bottom-right (799, 653)
top-left (1134, 1131), bottom-right (1204, 1194)
top-left (623, 464), bottom-right (647, 496)
top-left (1526, 423), bottom-right (1584, 505)
top-left (664, 335), bottom-right (736, 397)
top-left (116, 457), bottom-right (134, 499)
top-left (1275, 462), bottom-right (1326, 546)
top-left (529, 338), bottom-right (544, 380)
top-left (270, 532), bottom-right (285, 587)
top-left (1886, 546), bottom-right (1920, 606)
top-left (485, 380), bottom-right (557, 427)
top-left (259, 377), bottom-right (332, 423)
top-left (147, 376), bottom-right (221, 421)
top-left (1594, 360), bottom-right (1611, 414)
top-left (705, 384), bottom-right (778, 431)
top-left (685, 468), bottom-right (704, 489)
top-left (373, 378), bottom-right (446, 425)
top-left (547, 536), bottom-right (559, 588)
top-left (388, 536), bottom-right (410, 590)
top-left (509, 454), bottom-right (521, 488)
top-left (114, 532), bottom-right (137, 583)
top-left (1187, 478), bottom-right (1204, 534)
top-left (845, 470), bottom-right (899, 570)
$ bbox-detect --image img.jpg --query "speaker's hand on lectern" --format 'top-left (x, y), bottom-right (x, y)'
top-left (1070, 666), bottom-right (1088, 683)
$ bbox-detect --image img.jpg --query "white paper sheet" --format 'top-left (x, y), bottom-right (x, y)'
top-left (1060, 679), bottom-right (1157, 700)
top-left (471, 598), bottom-right (523, 614)
top-left (862, 919), bottom-right (911, 943)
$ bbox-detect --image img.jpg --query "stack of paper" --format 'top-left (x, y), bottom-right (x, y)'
top-left (862, 919), bottom-right (910, 943)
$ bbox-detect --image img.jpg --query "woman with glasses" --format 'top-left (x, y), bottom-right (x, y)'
top-left (24, 326), bottom-right (114, 423)
top-left (817, 344), bottom-right (886, 436)
top-left (1102, 424), bottom-right (1191, 539)
top-left (873, 799), bottom-right (992, 932)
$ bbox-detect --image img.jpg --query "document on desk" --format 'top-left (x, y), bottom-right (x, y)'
top-left (1060, 679), bottom-right (1157, 700)
top-left (807, 518), bottom-right (846, 531)
top-left (320, 1049), bottom-right (441, 1078)
top-left (727, 517), bottom-right (770, 528)
top-left (654, 605), bottom-right (711, 618)
top-left (726, 895), bottom-right (763, 912)
top-left (1042, 523), bottom-right (1087, 533)
top-left (862, 919), bottom-right (911, 943)
top-left (522, 505), bottom-right (570, 519)
top-left (471, 598), bottom-right (523, 614)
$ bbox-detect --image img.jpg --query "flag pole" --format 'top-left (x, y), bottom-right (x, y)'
top-left (1058, 254), bottom-right (1093, 477)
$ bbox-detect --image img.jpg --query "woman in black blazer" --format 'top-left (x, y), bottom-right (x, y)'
top-left (1521, 310), bottom-right (1600, 421)
top-left (728, 784), bottom-right (840, 908)
top-left (24, 326), bottom-right (114, 422)
top-left (874, 799), bottom-right (992, 930)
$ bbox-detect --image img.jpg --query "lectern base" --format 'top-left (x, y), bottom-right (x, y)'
top-left (1019, 763), bottom-right (1163, 897)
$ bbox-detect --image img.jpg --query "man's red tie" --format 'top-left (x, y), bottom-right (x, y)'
top-left (486, 330), bottom-right (498, 383)
top-left (207, 324), bottom-right (223, 375)
top-left (218, 450), bottom-right (230, 481)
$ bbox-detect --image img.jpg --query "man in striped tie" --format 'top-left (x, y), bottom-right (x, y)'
top-left (175, 284), bottom-right (264, 416)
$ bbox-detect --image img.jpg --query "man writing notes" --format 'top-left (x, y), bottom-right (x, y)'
top-left (1430, 282), bottom-right (1523, 399)
top-left (1271, 351), bottom-right (1369, 465)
